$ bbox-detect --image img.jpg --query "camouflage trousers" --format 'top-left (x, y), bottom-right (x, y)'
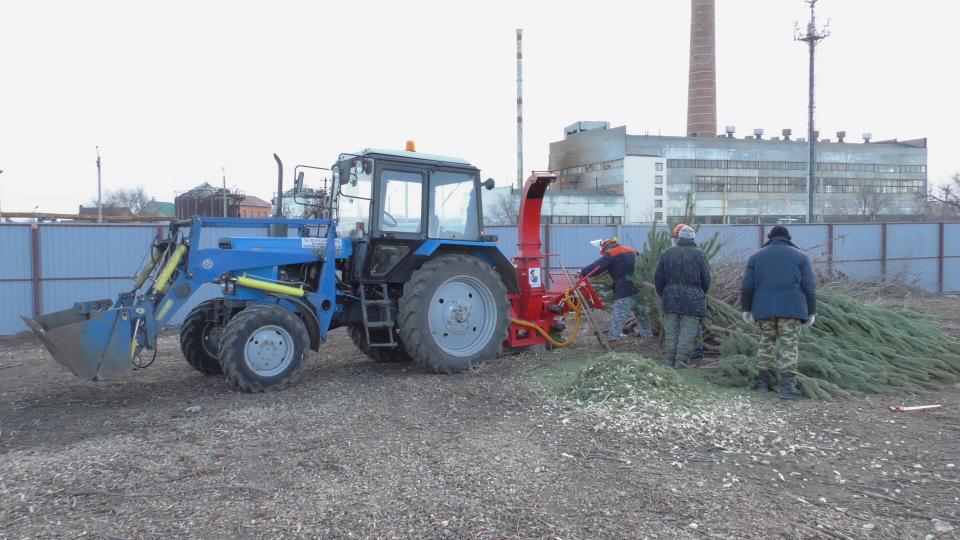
top-left (609, 297), bottom-right (637, 340)
top-left (662, 313), bottom-right (701, 362)
top-left (757, 317), bottom-right (802, 374)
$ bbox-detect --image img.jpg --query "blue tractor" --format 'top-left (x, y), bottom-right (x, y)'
top-left (24, 148), bottom-right (519, 392)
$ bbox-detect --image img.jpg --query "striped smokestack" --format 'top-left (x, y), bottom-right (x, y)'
top-left (516, 28), bottom-right (523, 190)
top-left (687, 0), bottom-right (717, 137)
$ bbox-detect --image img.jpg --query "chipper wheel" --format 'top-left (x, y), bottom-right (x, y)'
top-left (348, 325), bottom-right (412, 363)
top-left (398, 254), bottom-right (509, 374)
top-left (218, 305), bottom-right (310, 392)
top-left (179, 300), bottom-right (227, 375)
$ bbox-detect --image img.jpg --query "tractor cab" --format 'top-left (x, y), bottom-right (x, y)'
top-left (330, 146), bottom-right (497, 284)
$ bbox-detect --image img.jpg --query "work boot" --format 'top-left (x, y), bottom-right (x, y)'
top-left (778, 372), bottom-right (806, 400)
top-left (658, 353), bottom-right (674, 367)
top-left (673, 356), bottom-right (691, 369)
top-left (757, 369), bottom-right (771, 393)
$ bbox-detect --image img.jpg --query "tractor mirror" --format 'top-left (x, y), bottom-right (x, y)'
top-left (483, 178), bottom-right (495, 191)
top-left (352, 158), bottom-right (373, 176)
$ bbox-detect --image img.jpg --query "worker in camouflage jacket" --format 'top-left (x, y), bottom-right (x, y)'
top-left (580, 237), bottom-right (639, 342)
top-left (654, 224), bottom-right (712, 367)
top-left (740, 225), bottom-right (817, 400)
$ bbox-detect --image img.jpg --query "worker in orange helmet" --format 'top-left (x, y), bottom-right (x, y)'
top-left (580, 236), bottom-right (639, 342)
top-left (671, 223), bottom-right (689, 245)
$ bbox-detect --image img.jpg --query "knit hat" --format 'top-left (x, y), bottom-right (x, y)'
top-left (677, 225), bottom-right (696, 241)
top-left (672, 223), bottom-right (688, 238)
top-left (767, 225), bottom-right (792, 240)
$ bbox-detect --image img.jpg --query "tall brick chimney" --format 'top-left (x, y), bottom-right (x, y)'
top-left (687, 0), bottom-right (717, 137)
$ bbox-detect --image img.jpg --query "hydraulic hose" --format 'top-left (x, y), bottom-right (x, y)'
top-left (511, 291), bottom-right (585, 348)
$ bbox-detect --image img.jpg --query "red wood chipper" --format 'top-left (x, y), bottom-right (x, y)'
top-left (505, 171), bottom-right (605, 349)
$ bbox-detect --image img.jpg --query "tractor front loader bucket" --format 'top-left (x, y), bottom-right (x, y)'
top-left (22, 299), bottom-right (136, 380)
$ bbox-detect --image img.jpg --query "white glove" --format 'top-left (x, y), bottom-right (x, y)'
top-left (742, 312), bottom-right (754, 324)
top-left (805, 314), bottom-right (816, 328)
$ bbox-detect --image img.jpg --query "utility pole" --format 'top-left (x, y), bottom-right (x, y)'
top-left (222, 166), bottom-right (228, 217)
top-left (516, 28), bottom-right (523, 191)
top-left (795, 0), bottom-right (830, 223)
top-left (96, 146), bottom-right (103, 224)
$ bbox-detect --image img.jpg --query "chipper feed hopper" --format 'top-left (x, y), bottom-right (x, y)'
top-left (25, 148), bottom-right (602, 392)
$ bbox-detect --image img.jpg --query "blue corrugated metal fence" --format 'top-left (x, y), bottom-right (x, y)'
top-left (1, 222), bottom-right (957, 335)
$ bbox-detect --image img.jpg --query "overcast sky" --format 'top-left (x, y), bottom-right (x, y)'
top-left (1, 0), bottom-right (957, 214)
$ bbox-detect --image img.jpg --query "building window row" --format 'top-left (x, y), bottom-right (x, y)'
top-left (819, 178), bottom-right (926, 194)
top-left (694, 175), bottom-right (925, 194)
top-left (668, 159), bottom-right (925, 174)
top-left (669, 159), bottom-right (806, 170)
top-left (556, 159), bottom-right (624, 177)
top-left (544, 215), bottom-right (623, 225)
top-left (694, 176), bottom-right (807, 193)
top-left (817, 163), bottom-right (925, 173)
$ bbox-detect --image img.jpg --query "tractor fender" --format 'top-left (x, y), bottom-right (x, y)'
top-left (262, 294), bottom-right (322, 351)
top-left (413, 243), bottom-right (519, 295)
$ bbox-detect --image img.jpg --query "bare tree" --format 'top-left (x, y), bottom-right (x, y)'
top-left (852, 184), bottom-right (894, 221)
top-left (485, 193), bottom-right (519, 225)
top-left (929, 172), bottom-right (960, 212)
top-left (90, 186), bottom-right (152, 214)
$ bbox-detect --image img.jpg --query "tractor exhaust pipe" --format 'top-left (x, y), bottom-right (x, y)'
top-left (270, 153), bottom-right (288, 238)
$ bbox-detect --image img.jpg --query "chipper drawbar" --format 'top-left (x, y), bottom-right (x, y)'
top-left (25, 148), bottom-right (602, 392)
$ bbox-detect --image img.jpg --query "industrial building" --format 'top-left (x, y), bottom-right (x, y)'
top-left (485, 123), bottom-right (927, 225)
top-left (542, 123), bottom-right (928, 224)
top-left (487, 1), bottom-right (928, 225)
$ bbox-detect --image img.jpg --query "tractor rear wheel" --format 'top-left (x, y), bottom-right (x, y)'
top-left (348, 325), bottom-right (411, 363)
top-left (179, 300), bottom-right (226, 375)
top-left (219, 305), bottom-right (310, 392)
top-left (398, 254), bottom-right (509, 374)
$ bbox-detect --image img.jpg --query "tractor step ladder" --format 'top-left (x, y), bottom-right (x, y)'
top-left (359, 283), bottom-right (397, 348)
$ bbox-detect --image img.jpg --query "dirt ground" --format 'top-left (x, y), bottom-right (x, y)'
top-left (1, 319), bottom-right (958, 539)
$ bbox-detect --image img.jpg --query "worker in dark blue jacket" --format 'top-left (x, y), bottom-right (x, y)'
top-left (740, 225), bottom-right (817, 400)
top-left (580, 237), bottom-right (639, 342)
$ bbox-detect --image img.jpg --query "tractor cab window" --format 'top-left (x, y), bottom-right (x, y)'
top-left (378, 170), bottom-right (423, 235)
top-left (337, 161), bottom-right (373, 239)
top-left (429, 170), bottom-right (479, 240)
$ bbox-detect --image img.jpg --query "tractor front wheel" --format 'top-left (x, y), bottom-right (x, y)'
top-left (398, 254), bottom-right (508, 374)
top-left (179, 300), bottom-right (226, 375)
top-left (219, 305), bottom-right (310, 392)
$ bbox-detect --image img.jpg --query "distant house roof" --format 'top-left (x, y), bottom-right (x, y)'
top-left (139, 200), bottom-right (176, 217)
top-left (179, 182), bottom-right (220, 197)
top-left (78, 205), bottom-right (133, 217)
top-left (240, 195), bottom-right (271, 208)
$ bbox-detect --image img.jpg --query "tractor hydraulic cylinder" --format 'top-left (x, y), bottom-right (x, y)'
top-left (132, 248), bottom-right (160, 289)
top-left (151, 244), bottom-right (188, 294)
top-left (235, 275), bottom-right (305, 297)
